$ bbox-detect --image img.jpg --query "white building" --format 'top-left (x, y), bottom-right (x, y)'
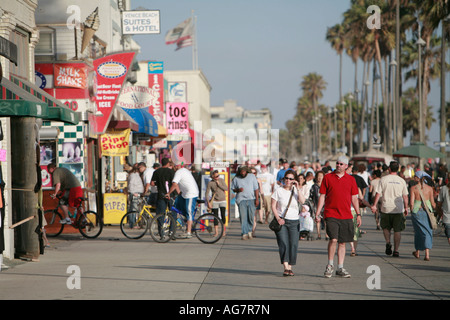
top-left (210, 99), bottom-right (274, 164)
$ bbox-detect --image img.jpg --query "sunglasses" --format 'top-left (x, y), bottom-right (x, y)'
top-left (336, 162), bottom-right (346, 166)
top-left (285, 177), bottom-right (295, 181)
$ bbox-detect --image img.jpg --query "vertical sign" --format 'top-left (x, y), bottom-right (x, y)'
top-left (148, 61), bottom-right (164, 125)
top-left (93, 52), bottom-right (135, 134)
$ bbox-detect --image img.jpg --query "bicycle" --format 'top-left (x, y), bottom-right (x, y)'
top-left (44, 194), bottom-right (103, 239)
top-left (149, 198), bottom-right (224, 244)
top-left (120, 196), bottom-right (156, 239)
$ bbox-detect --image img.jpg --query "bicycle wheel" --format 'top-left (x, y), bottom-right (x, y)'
top-left (120, 211), bottom-right (150, 239)
top-left (194, 214), bottom-right (224, 244)
top-left (78, 210), bottom-right (103, 239)
top-left (43, 209), bottom-right (64, 237)
top-left (149, 212), bottom-right (176, 243)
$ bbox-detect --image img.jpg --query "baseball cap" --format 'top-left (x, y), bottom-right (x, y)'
top-left (337, 156), bottom-right (349, 165)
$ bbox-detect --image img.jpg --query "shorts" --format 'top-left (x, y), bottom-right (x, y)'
top-left (59, 186), bottom-right (83, 208)
top-left (380, 212), bottom-right (405, 232)
top-left (325, 217), bottom-right (354, 243)
top-left (175, 196), bottom-right (197, 221)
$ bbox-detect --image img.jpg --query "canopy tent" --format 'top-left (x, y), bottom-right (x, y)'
top-left (393, 142), bottom-right (446, 159)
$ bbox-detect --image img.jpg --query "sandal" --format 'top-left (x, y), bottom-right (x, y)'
top-left (393, 251), bottom-right (399, 257)
top-left (412, 251), bottom-right (420, 259)
top-left (288, 270), bottom-right (294, 276)
top-left (283, 270), bottom-right (290, 277)
top-left (350, 252), bottom-right (357, 257)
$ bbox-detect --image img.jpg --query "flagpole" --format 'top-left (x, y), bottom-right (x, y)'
top-left (191, 10), bottom-right (198, 70)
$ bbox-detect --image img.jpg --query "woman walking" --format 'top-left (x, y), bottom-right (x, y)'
top-left (271, 170), bottom-right (305, 276)
top-left (410, 171), bottom-right (436, 261)
top-left (206, 170), bottom-right (228, 236)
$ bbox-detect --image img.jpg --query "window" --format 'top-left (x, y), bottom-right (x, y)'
top-left (35, 32), bottom-right (54, 55)
top-left (9, 27), bottom-right (30, 79)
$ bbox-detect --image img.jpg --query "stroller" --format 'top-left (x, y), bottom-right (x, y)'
top-left (299, 199), bottom-right (315, 241)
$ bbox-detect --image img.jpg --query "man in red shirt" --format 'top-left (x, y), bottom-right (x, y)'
top-left (316, 156), bottom-right (361, 278)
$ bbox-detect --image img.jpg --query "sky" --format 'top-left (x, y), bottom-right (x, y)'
top-left (130, 0), bottom-right (449, 149)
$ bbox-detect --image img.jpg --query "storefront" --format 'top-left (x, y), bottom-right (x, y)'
top-left (0, 75), bottom-right (79, 259)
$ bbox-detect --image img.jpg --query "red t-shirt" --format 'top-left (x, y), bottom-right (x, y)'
top-left (319, 172), bottom-right (358, 220)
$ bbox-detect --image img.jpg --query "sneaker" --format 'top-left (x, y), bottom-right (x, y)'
top-left (336, 268), bottom-right (351, 278)
top-left (385, 243), bottom-right (393, 255)
top-left (242, 234), bottom-right (249, 240)
top-left (324, 264), bottom-right (334, 278)
top-left (60, 218), bottom-right (72, 225)
top-left (248, 232), bottom-right (253, 239)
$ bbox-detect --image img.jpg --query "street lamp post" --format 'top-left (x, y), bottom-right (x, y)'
top-left (390, 60), bottom-right (398, 151)
top-left (341, 100), bottom-right (346, 153)
top-left (417, 25), bottom-right (426, 144)
top-left (348, 93), bottom-right (354, 157)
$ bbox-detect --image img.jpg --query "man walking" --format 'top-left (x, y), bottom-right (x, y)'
top-left (315, 156), bottom-right (361, 278)
top-left (231, 166), bottom-right (260, 240)
top-left (371, 161), bottom-right (409, 257)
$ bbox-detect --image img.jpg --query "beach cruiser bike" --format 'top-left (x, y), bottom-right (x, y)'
top-left (149, 198), bottom-right (224, 244)
top-left (119, 196), bottom-right (156, 239)
top-left (44, 193), bottom-right (103, 239)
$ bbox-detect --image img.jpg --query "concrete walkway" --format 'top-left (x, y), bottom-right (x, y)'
top-left (1, 213), bottom-right (449, 300)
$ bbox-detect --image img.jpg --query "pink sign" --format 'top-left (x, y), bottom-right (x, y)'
top-left (166, 102), bottom-right (189, 135)
top-left (93, 52), bottom-right (135, 134)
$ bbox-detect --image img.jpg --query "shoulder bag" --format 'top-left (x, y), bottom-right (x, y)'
top-left (269, 188), bottom-right (294, 232)
top-left (417, 184), bottom-right (437, 230)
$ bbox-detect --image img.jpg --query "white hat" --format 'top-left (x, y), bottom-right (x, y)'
top-left (337, 155), bottom-right (349, 165)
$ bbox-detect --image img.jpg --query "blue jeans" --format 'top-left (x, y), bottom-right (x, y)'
top-left (275, 219), bottom-right (300, 265)
top-left (237, 200), bottom-right (255, 235)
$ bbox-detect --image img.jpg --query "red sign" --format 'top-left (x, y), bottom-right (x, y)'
top-left (93, 52), bottom-right (135, 134)
top-left (54, 64), bottom-right (87, 89)
top-left (148, 73), bottom-right (164, 125)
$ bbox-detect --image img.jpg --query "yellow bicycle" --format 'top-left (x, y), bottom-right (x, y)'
top-left (120, 196), bottom-right (156, 239)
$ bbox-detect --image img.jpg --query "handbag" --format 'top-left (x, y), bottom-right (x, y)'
top-left (269, 188), bottom-right (295, 232)
top-left (417, 184), bottom-right (437, 230)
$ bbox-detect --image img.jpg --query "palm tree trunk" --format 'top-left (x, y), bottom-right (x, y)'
top-left (369, 61), bottom-right (377, 150)
top-left (422, 36), bottom-right (431, 143)
top-left (359, 60), bottom-right (370, 152)
top-left (441, 21), bottom-right (447, 156)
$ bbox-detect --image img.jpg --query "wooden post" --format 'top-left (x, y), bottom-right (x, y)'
top-left (11, 117), bottom-right (39, 259)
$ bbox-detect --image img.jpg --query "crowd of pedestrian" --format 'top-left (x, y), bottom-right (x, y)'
top-left (123, 156), bottom-right (449, 278)
top-left (230, 157), bottom-right (449, 278)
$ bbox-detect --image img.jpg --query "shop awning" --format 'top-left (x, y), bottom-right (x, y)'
top-left (121, 107), bottom-right (158, 137)
top-left (0, 78), bottom-right (79, 124)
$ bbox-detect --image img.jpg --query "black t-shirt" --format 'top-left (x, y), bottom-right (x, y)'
top-left (151, 167), bottom-right (175, 199)
top-left (352, 174), bottom-right (368, 192)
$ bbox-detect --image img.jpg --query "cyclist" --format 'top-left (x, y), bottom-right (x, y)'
top-left (166, 163), bottom-right (199, 238)
top-left (48, 162), bottom-right (83, 225)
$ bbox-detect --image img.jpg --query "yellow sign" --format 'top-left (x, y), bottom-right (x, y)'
top-left (103, 193), bottom-right (127, 224)
top-left (100, 129), bottom-right (131, 156)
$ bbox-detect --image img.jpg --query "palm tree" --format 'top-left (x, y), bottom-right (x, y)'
top-left (402, 87), bottom-right (436, 142)
top-left (413, 0), bottom-right (449, 145)
top-left (326, 23), bottom-right (346, 150)
top-left (300, 73), bottom-right (327, 157)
